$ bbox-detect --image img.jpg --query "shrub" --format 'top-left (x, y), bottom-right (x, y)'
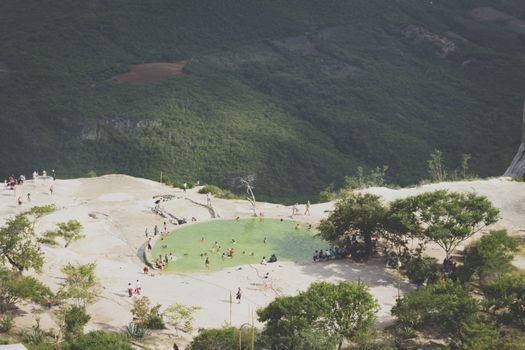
top-left (160, 174), bottom-right (173, 186)
top-left (404, 257), bottom-right (439, 285)
top-left (391, 282), bottom-right (479, 341)
top-left (125, 322), bottom-right (149, 339)
top-left (344, 165), bottom-right (388, 190)
top-left (198, 184), bottom-right (238, 199)
top-left (165, 303), bottom-right (201, 333)
top-left (482, 272), bottom-right (525, 328)
top-left (130, 296), bottom-right (165, 330)
top-left (86, 170), bottom-right (97, 178)
top-left (0, 313), bottom-right (14, 333)
top-left (189, 327), bottom-right (253, 350)
top-left (63, 305), bottom-right (91, 339)
top-left (462, 230), bottom-right (518, 284)
top-left (64, 330), bottom-right (134, 350)
top-left (146, 315), bottom-right (165, 330)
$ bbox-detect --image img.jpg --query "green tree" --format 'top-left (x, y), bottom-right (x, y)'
top-left (459, 153), bottom-right (472, 179)
top-left (391, 190), bottom-right (499, 260)
top-left (318, 193), bottom-right (387, 254)
top-left (384, 197), bottom-right (428, 260)
top-left (130, 296), bottom-right (164, 329)
top-left (459, 320), bottom-right (525, 350)
top-left (427, 149), bottom-right (447, 182)
top-left (256, 294), bottom-right (314, 349)
top-left (58, 262), bottom-right (98, 307)
top-left (0, 268), bottom-right (52, 313)
top-left (24, 205), bottom-right (57, 220)
top-left (188, 326), bottom-right (257, 350)
top-left (403, 256), bottom-right (439, 285)
top-left (56, 305), bottom-right (91, 342)
top-left (63, 330), bottom-right (133, 350)
top-left (344, 165), bottom-right (388, 191)
top-left (258, 281), bottom-right (378, 350)
top-left (391, 282), bottom-right (479, 343)
top-left (482, 273), bottom-right (525, 328)
top-left (55, 220), bottom-right (84, 248)
top-left (319, 182), bottom-right (337, 203)
top-left (0, 214), bottom-right (44, 272)
top-left (462, 230), bottom-right (518, 283)
top-left (165, 303), bottom-right (201, 333)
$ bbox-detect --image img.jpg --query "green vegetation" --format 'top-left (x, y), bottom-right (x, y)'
top-left (189, 326), bottom-right (258, 350)
top-left (0, 213), bottom-right (44, 272)
top-left (130, 296), bottom-right (165, 331)
top-left (319, 192), bottom-right (386, 255)
top-left (57, 262), bottom-right (98, 307)
top-left (62, 331), bottom-right (134, 350)
top-left (164, 303), bottom-right (201, 334)
top-left (198, 184), bottom-right (239, 200)
top-left (151, 219), bottom-right (326, 272)
top-left (388, 190), bottom-right (499, 260)
top-left (344, 166), bottom-right (389, 191)
top-left (0, 268), bottom-right (51, 313)
top-left (427, 149), bottom-right (477, 183)
top-left (38, 220), bottom-right (84, 247)
top-left (2, 0), bottom-right (525, 202)
top-left (462, 229), bottom-right (519, 283)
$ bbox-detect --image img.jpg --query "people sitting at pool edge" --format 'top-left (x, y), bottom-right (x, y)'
top-left (313, 246), bottom-right (349, 262)
top-left (269, 254), bottom-right (277, 263)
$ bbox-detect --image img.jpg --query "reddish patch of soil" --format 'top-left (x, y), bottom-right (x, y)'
top-left (113, 60), bottom-right (188, 84)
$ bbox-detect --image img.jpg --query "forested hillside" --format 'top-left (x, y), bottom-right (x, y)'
top-left (1, 0), bottom-right (525, 202)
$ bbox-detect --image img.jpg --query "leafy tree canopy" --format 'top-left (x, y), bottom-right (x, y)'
top-left (0, 267), bottom-right (52, 313)
top-left (388, 190), bottom-right (499, 259)
top-left (258, 281), bottom-right (378, 350)
top-left (391, 281), bottom-right (479, 342)
top-left (318, 192), bottom-right (386, 252)
top-left (0, 214), bottom-right (44, 272)
top-left (188, 326), bottom-right (258, 350)
top-left (482, 272), bottom-right (525, 329)
top-left (62, 330), bottom-right (134, 350)
top-left (58, 262), bottom-right (98, 307)
top-left (462, 229), bottom-right (518, 283)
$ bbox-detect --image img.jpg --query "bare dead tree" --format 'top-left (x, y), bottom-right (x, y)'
top-left (238, 175), bottom-right (258, 217)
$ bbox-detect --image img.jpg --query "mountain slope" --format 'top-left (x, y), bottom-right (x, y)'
top-left (1, 0), bottom-right (525, 201)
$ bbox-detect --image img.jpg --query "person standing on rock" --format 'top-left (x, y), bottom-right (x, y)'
top-left (304, 200), bottom-right (311, 216)
top-left (127, 283), bottom-right (133, 297)
top-left (236, 287), bottom-right (242, 304)
top-left (135, 280), bottom-right (141, 295)
top-left (206, 192), bottom-right (212, 206)
top-left (183, 182), bottom-right (187, 193)
top-left (154, 224), bottom-right (159, 236)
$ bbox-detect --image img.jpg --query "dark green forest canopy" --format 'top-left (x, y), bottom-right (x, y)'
top-left (1, 0), bottom-right (525, 202)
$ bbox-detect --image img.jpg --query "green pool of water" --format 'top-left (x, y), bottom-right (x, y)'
top-left (151, 218), bottom-right (327, 272)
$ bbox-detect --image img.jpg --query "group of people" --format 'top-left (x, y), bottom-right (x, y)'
top-left (155, 252), bottom-right (175, 269)
top-left (260, 254), bottom-right (278, 265)
top-left (127, 280), bottom-right (142, 297)
top-left (291, 200), bottom-right (311, 216)
top-left (32, 169), bottom-right (56, 181)
top-left (313, 246), bottom-right (349, 262)
top-left (4, 174), bottom-right (25, 188)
